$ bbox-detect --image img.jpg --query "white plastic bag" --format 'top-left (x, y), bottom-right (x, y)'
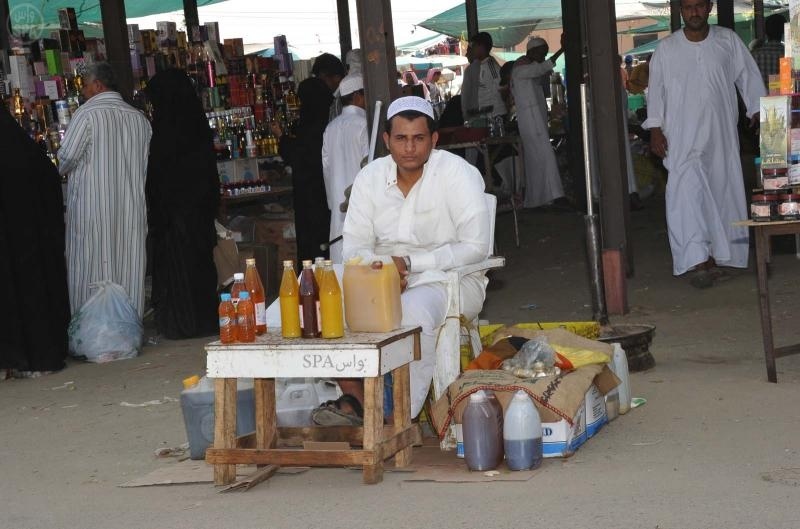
top-left (68, 281), bottom-right (143, 363)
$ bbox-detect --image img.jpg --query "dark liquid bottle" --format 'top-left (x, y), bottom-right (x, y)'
top-left (299, 260), bottom-right (321, 338)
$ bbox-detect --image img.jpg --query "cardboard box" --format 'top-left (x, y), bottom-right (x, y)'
top-left (217, 160), bottom-right (234, 184)
top-left (157, 21), bottom-right (177, 48)
top-left (58, 7), bottom-right (78, 31)
top-left (584, 383), bottom-right (608, 438)
top-left (224, 38), bottom-right (244, 57)
top-left (205, 22), bottom-right (221, 44)
top-left (141, 30), bottom-right (158, 54)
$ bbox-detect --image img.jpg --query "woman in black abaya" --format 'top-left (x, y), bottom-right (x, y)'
top-left (0, 104), bottom-right (70, 375)
top-left (146, 69), bottom-right (220, 339)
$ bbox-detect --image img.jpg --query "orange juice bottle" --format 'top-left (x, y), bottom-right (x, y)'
top-left (236, 291), bottom-right (256, 342)
top-left (279, 260), bottom-right (301, 338)
top-left (313, 256), bottom-right (325, 287)
top-left (244, 258), bottom-right (267, 335)
top-left (218, 293), bottom-right (237, 344)
top-left (319, 260), bottom-right (344, 339)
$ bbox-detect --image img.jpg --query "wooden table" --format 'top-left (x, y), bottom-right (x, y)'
top-left (204, 326), bottom-right (422, 485)
top-left (738, 219), bottom-right (800, 382)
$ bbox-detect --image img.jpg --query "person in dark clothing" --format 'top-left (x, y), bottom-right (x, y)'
top-left (145, 69), bottom-right (220, 339)
top-left (274, 53), bottom-right (345, 261)
top-left (0, 103), bottom-right (70, 376)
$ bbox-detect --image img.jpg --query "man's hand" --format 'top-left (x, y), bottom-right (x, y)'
top-left (390, 256), bottom-right (409, 292)
top-left (649, 127), bottom-right (668, 159)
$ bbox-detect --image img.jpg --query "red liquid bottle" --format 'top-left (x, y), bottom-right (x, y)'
top-left (299, 260), bottom-right (321, 338)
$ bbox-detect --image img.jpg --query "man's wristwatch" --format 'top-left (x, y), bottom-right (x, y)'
top-left (402, 255), bottom-right (411, 271)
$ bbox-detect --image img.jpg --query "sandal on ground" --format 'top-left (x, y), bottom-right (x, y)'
top-left (311, 394), bottom-right (364, 426)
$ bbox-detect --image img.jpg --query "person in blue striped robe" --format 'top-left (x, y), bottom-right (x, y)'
top-left (58, 62), bottom-right (152, 317)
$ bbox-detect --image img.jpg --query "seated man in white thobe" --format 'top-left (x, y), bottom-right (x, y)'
top-left (313, 97), bottom-right (491, 424)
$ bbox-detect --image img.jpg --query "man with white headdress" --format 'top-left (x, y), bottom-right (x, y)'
top-left (512, 36), bottom-right (565, 209)
top-left (321, 73), bottom-right (369, 262)
top-left (312, 96), bottom-right (491, 425)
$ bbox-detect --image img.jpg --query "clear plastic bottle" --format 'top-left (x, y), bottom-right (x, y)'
top-left (236, 291), bottom-right (256, 342)
top-left (244, 258), bottom-right (266, 335)
top-left (279, 260), bottom-right (301, 338)
top-left (218, 293), bottom-right (237, 344)
top-left (299, 260), bottom-right (321, 338)
top-left (319, 260), bottom-right (344, 339)
top-left (503, 390), bottom-right (543, 470)
top-left (462, 390), bottom-right (504, 471)
top-left (230, 272), bottom-right (246, 309)
top-left (611, 344), bottom-right (631, 414)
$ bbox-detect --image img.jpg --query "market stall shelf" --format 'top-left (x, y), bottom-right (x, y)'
top-left (736, 219), bottom-right (800, 382)
top-left (217, 185), bottom-right (292, 220)
top-left (204, 327), bottom-right (422, 485)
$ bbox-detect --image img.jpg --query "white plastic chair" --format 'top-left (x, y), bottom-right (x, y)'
top-left (432, 193), bottom-right (505, 449)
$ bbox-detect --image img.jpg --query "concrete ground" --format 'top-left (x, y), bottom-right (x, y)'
top-left (3, 197), bottom-right (800, 529)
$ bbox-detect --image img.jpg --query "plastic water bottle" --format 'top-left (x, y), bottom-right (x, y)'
top-left (503, 390), bottom-right (543, 470)
top-left (236, 291), bottom-right (256, 342)
top-left (611, 343), bottom-right (631, 414)
top-left (462, 390), bottom-right (504, 471)
top-left (218, 293), bottom-right (237, 344)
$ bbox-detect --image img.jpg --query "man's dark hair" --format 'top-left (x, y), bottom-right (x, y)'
top-left (385, 110), bottom-right (437, 134)
top-left (765, 14), bottom-right (786, 41)
top-left (341, 89), bottom-right (364, 107)
top-left (85, 62), bottom-right (118, 91)
top-left (469, 31), bottom-right (493, 51)
top-left (312, 53), bottom-right (346, 78)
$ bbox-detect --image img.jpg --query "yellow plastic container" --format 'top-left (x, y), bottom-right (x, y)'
top-left (479, 321), bottom-right (601, 346)
top-left (343, 261), bottom-right (402, 332)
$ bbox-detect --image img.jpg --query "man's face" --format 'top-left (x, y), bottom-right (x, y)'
top-left (470, 42), bottom-right (488, 60)
top-left (527, 44), bottom-right (549, 63)
top-left (383, 116), bottom-right (438, 176)
top-left (81, 77), bottom-right (104, 100)
top-left (681, 0), bottom-right (712, 31)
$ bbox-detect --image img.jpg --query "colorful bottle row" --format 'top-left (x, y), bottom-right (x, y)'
top-left (218, 258), bottom-right (267, 343)
top-left (278, 259), bottom-right (344, 339)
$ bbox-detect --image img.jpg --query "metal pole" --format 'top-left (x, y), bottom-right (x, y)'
top-left (0, 0), bottom-right (10, 52)
top-left (465, 0), bottom-right (479, 39)
top-left (754, 0), bottom-right (765, 41)
top-left (355, 0), bottom-right (398, 159)
top-left (561, 0), bottom-right (586, 209)
top-left (337, 0), bottom-right (353, 62)
top-left (580, 83), bottom-right (608, 324)
top-left (670, 0), bottom-right (682, 33)
top-left (100, 0), bottom-right (134, 102)
top-left (717, 0), bottom-right (734, 30)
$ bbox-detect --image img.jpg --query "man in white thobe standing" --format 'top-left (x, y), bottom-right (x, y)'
top-left (321, 73), bottom-right (369, 263)
top-left (58, 62), bottom-right (152, 316)
top-left (312, 97), bottom-right (490, 424)
top-left (644, 0), bottom-right (765, 288)
top-left (512, 36), bottom-right (566, 209)
top-left (461, 32), bottom-right (506, 119)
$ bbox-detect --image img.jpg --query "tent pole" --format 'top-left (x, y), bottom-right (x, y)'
top-left (718, 0), bottom-right (734, 29)
top-left (465, 0), bottom-right (479, 38)
top-left (0, 0), bottom-right (10, 53)
top-left (754, 0), bottom-right (765, 41)
top-left (100, 0), bottom-right (134, 102)
top-left (670, 0), bottom-right (681, 32)
top-left (355, 0), bottom-right (398, 159)
top-left (582, 0), bottom-right (630, 314)
top-left (560, 0), bottom-right (586, 210)
top-left (183, 0), bottom-right (200, 42)
top-left (337, 0), bottom-right (353, 62)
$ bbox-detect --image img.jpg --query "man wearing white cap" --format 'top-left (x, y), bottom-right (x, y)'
top-left (321, 73), bottom-right (369, 262)
top-left (512, 35), bottom-right (566, 209)
top-left (333, 96), bottom-right (491, 422)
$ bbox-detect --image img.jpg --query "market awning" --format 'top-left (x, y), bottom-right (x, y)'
top-left (396, 33), bottom-right (449, 54)
top-left (7, 0), bottom-right (226, 31)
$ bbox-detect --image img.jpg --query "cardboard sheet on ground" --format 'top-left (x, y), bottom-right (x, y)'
top-left (119, 460), bottom-right (308, 487)
top-left (402, 445), bottom-right (537, 483)
top-left (431, 329), bottom-right (619, 439)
